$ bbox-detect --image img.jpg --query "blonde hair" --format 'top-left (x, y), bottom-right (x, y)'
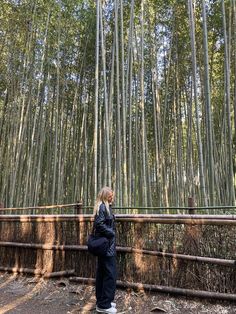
top-left (94, 186), bottom-right (113, 215)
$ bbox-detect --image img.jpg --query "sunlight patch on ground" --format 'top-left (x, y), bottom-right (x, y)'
top-left (0, 273), bottom-right (17, 290)
top-left (0, 279), bottom-right (45, 314)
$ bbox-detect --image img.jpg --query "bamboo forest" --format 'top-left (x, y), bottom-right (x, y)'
top-left (0, 0), bottom-right (235, 208)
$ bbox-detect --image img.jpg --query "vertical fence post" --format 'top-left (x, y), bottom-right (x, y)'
top-left (75, 202), bottom-right (82, 214)
top-left (188, 197), bottom-right (195, 214)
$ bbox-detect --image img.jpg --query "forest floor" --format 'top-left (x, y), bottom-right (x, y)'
top-left (0, 272), bottom-right (235, 314)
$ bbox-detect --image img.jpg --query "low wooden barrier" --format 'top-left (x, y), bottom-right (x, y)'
top-left (0, 213), bottom-right (235, 300)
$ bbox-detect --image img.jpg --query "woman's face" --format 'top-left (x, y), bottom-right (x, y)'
top-left (107, 191), bottom-right (114, 204)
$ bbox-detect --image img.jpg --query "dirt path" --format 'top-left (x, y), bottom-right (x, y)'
top-left (0, 272), bottom-right (235, 314)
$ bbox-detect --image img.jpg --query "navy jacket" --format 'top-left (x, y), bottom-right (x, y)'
top-left (94, 203), bottom-right (116, 257)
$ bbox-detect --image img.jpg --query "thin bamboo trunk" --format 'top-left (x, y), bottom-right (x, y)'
top-left (120, 0), bottom-right (128, 205)
top-left (100, 3), bottom-right (111, 187)
top-left (140, 0), bottom-right (148, 206)
top-left (51, 12), bottom-right (61, 205)
top-left (94, 0), bottom-right (100, 200)
top-left (188, 0), bottom-right (208, 206)
top-left (222, 0), bottom-right (235, 204)
top-left (202, 0), bottom-right (215, 205)
top-left (126, 0), bottom-right (135, 206)
top-left (115, 0), bottom-right (122, 205)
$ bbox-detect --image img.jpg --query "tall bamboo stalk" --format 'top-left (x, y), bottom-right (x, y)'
top-left (202, 0), bottom-right (215, 205)
top-left (222, 0), bottom-right (235, 205)
top-left (140, 0), bottom-right (148, 206)
top-left (94, 0), bottom-right (100, 200)
top-left (188, 0), bottom-right (208, 206)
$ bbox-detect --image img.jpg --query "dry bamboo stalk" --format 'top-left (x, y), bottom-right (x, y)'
top-left (116, 214), bottom-right (236, 219)
top-left (43, 270), bottom-right (75, 278)
top-left (0, 267), bottom-right (45, 275)
top-left (69, 277), bottom-right (236, 301)
top-left (0, 215), bottom-right (235, 225)
top-left (113, 206), bottom-right (236, 209)
top-left (2, 205), bottom-right (236, 211)
top-left (117, 247), bottom-right (236, 266)
top-left (1, 213), bottom-right (236, 219)
top-left (0, 242), bottom-right (87, 251)
top-left (0, 215), bottom-right (94, 222)
top-left (0, 241), bottom-right (235, 267)
top-left (115, 218), bottom-right (236, 225)
top-left (0, 213), bottom-right (236, 220)
top-left (0, 266), bottom-right (75, 277)
top-left (0, 203), bottom-right (80, 211)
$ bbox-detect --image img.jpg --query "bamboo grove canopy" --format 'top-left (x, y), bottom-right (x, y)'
top-left (0, 0), bottom-right (235, 208)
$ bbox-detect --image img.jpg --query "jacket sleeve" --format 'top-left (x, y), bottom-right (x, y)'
top-left (94, 204), bottom-right (115, 239)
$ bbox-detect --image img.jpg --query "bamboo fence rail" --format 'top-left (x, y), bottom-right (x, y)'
top-left (70, 277), bottom-right (236, 302)
top-left (0, 267), bottom-right (75, 278)
top-left (1, 203), bottom-right (236, 212)
top-left (0, 241), bottom-right (234, 266)
top-left (0, 204), bottom-right (79, 211)
top-left (0, 214), bottom-right (236, 225)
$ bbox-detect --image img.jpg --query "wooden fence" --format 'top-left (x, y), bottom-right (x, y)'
top-left (0, 204), bottom-right (236, 301)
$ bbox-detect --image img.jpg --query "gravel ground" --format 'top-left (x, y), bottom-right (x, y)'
top-left (0, 272), bottom-right (235, 314)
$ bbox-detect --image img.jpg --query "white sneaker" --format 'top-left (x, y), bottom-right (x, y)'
top-left (111, 302), bottom-right (116, 308)
top-left (96, 306), bottom-right (117, 313)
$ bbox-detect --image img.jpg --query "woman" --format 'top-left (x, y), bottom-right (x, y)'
top-left (94, 187), bottom-right (117, 314)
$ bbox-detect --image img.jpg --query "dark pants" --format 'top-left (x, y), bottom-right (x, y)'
top-left (96, 256), bottom-right (117, 309)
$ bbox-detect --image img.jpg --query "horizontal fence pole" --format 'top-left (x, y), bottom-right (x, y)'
top-left (0, 203), bottom-right (81, 211)
top-left (69, 277), bottom-right (236, 302)
top-left (0, 214), bottom-right (236, 225)
top-left (0, 214), bottom-right (236, 219)
top-left (112, 206), bottom-right (236, 210)
top-left (116, 214), bottom-right (236, 219)
top-left (43, 270), bottom-right (75, 278)
top-left (0, 241), bottom-right (235, 267)
top-left (0, 242), bottom-right (88, 251)
top-left (0, 266), bottom-right (75, 277)
top-left (117, 247), bottom-right (236, 266)
top-left (0, 215), bottom-right (94, 222)
top-left (1, 204), bottom-right (236, 212)
top-left (116, 219), bottom-right (236, 225)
